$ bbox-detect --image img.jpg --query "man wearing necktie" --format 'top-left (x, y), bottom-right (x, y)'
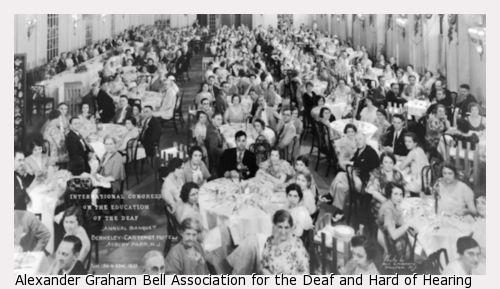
top-left (218, 130), bottom-right (257, 179)
top-left (139, 105), bottom-right (161, 158)
top-left (112, 95), bottom-right (133, 124)
top-left (65, 117), bottom-right (92, 176)
top-left (382, 114), bottom-right (409, 157)
top-left (14, 151), bottom-right (34, 211)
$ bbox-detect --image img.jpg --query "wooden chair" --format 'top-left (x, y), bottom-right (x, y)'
top-left (442, 136), bottom-right (481, 189)
top-left (309, 232), bottom-right (351, 274)
top-left (345, 165), bottom-right (371, 227)
top-left (421, 165), bottom-right (435, 196)
top-left (420, 248), bottom-right (449, 274)
top-left (123, 137), bottom-right (141, 189)
top-left (63, 81), bottom-right (84, 116)
top-left (162, 202), bottom-right (181, 257)
top-left (282, 135), bottom-right (298, 163)
top-left (161, 91), bottom-right (185, 134)
top-left (315, 122), bottom-right (337, 177)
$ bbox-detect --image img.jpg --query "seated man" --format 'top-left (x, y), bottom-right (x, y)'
top-left (112, 95), bottom-right (132, 124)
top-left (382, 114), bottom-right (409, 158)
top-left (444, 236), bottom-right (484, 275)
top-left (218, 131), bottom-right (257, 180)
top-left (141, 250), bottom-right (165, 274)
top-left (14, 209), bottom-right (50, 252)
top-left (49, 235), bottom-right (86, 275)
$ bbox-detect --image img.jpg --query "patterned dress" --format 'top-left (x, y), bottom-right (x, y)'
top-left (261, 235), bottom-right (310, 274)
top-left (365, 168), bottom-right (405, 219)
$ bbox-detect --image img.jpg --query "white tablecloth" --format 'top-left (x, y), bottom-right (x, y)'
top-left (88, 124), bottom-right (145, 161)
top-left (405, 99), bottom-right (430, 118)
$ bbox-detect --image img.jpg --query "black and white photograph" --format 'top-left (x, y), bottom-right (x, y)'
top-left (13, 13), bottom-right (486, 276)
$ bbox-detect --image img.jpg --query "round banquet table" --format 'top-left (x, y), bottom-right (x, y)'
top-left (400, 197), bottom-right (486, 261)
top-left (87, 123), bottom-right (145, 160)
top-left (198, 176), bottom-right (287, 246)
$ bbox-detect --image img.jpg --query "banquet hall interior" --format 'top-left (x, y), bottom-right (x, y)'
top-left (14, 14), bottom-right (486, 275)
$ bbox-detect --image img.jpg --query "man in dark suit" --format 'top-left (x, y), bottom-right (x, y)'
top-left (205, 113), bottom-right (225, 175)
top-left (382, 114), bottom-right (409, 157)
top-left (112, 95), bottom-right (133, 124)
top-left (51, 235), bottom-right (87, 275)
top-left (14, 151), bottom-right (34, 211)
top-left (96, 85), bottom-right (116, 123)
top-left (456, 84), bottom-right (478, 118)
top-left (80, 83), bottom-right (99, 115)
top-left (66, 117), bottom-right (92, 176)
top-left (218, 131), bottom-right (257, 179)
top-left (139, 105), bottom-right (161, 158)
top-left (351, 133), bottom-right (380, 186)
top-left (385, 82), bottom-right (407, 107)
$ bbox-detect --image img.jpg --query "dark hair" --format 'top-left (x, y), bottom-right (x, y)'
top-left (319, 107), bottom-right (331, 119)
top-left (69, 116), bottom-right (79, 125)
top-left (125, 117), bottom-right (137, 126)
top-left (166, 157), bottom-right (183, 176)
top-left (459, 84), bottom-right (470, 90)
top-left (390, 82), bottom-right (399, 89)
top-left (253, 118), bottom-right (265, 128)
top-left (143, 105), bottom-right (153, 111)
top-left (189, 145), bottom-right (203, 158)
top-left (408, 74), bottom-right (416, 80)
top-left (403, 132), bottom-right (419, 146)
top-left (351, 235), bottom-right (378, 262)
top-left (344, 123), bottom-right (358, 134)
top-left (272, 209), bottom-right (294, 227)
top-left (377, 108), bottom-right (387, 119)
top-left (306, 81), bottom-right (313, 88)
top-left (48, 110), bottom-right (61, 120)
top-left (62, 206), bottom-right (84, 227)
top-left (132, 104), bottom-right (142, 113)
top-left (28, 139), bottom-right (45, 155)
top-left (286, 183), bottom-right (303, 201)
top-left (468, 102), bottom-right (480, 113)
top-left (61, 235), bottom-right (83, 255)
top-left (80, 102), bottom-right (90, 110)
top-left (441, 162), bottom-right (457, 178)
top-left (380, 152), bottom-right (396, 165)
top-left (180, 217), bottom-right (202, 233)
top-left (295, 155), bottom-right (310, 167)
top-left (384, 182), bottom-right (405, 199)
top-left (120, 94), bottom-right (128, 100)
top-left (235, 130), bottom-right (246, 140)
top-left (456, 236), bottom-right (479, 255)
top-left (212, 112), bottom-right (223, 119)
top-left (180, 182), bottom-right (199, 203)
top-left (231, 94), bottom-right (241, 103)
top-left (58, 102), bottom-right (68, 108)
top-left (195, 110), bottom-right (208, 122)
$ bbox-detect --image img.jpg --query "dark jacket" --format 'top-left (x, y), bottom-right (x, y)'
top-left (139, 116), bottom-right (161, 157)
top-left (351, 145), bottom-right (380, 185)
top-left (66, 130), bottom-right (92, 176)
top-left (217, 148), bottom-right (257, 179)
top-left (205, 124), bottom-right (225, 173)
top-left (14, 172), bottom-right (34, 210)
top-left (383, 127), bottom-right (409, 157)
top-left (112, 106), bottom-right (133, 124)
top-left (96, 89), bottom-right (116, 123)
top-left (58, 261), bottom-right (87, 275)
top-left (385, 90), bottom-right (407, 107)
top-left (81, 92), bottom-right (98, 115)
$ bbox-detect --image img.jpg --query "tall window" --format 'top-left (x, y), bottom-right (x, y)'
top-left (84, 15), bottom-right (92, 46)
top-left (209, 14), bottom-right (216, 33)
top-left (46, 14), bottom-right (59, 61)
top-left (111, 14), bottom-right (116, 37)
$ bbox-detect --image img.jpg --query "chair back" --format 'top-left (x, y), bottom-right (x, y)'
top-left (249, 139), bottom-right (271, 166)
top-left (442, 135), bottom-right (481, 189)
top-left (309, 232), bottom-right (351, 274)
top-left (175, 90), bottom-right (184, 112)
top-left (421, 165), bottom-right (434, 196)
top-left (63, 81), bottom-right (84, 116)
top-left (125, 137), bottom-right (140, 164)
top-left (283, 135), bottom-right (298, 163)
top-left (421, 248), bottom-right (449, 274)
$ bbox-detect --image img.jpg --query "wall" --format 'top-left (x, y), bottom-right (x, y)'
top-left (312, 14), bottom-right (486, 103)
top-left (252, 14), bottom-right (278, 29)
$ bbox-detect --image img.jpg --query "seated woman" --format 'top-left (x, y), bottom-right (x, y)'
top-left (444, 236), bottom-right (484, 275)
top-left (377, 182), bottom-right (417, 259)
top-left (258, 149), bottom-right (295, 184)
top-left (329, 78), bottom-right (351, 104)
top-left (98, 136), bottom-right (125, 194)
top-left (165, 217), bottom-right (209, 275)
top-left (182, 146), bottom-right (210, 186)
top-left (251, 118), bottom-right (275, 145)
top-left (359, 96), bottom-right (378, 125)
top-left (397, 132), bottom-right (429, 194)
top-left (260, 210), bottom-right (310, 274)
top-left (294, 155), bottom-right (318, 193)
top-left (373, 109), bottom-right (391, 143)
top-left (78, 103), bottom-right (95, 127)
top-left (118, 117), bottom-right (140, 152)
top-left (175, 182), bottom-right (202, 224)
top-left (161, 158), bottom-right (185, 214)
top-left (339, 235), bottom-right (380, 274)
top-left (318, 107), bottom-right (340, 141)
top-left (335, 123), bottom-right (358, 166)
top-left (426, 104), bottom-right (451, 152)
top-left (61, 206), bottom-right (90, 263)
top-left (464, 102), bottom-right (485, 135)
top-left (365, 152), bottom-right (405, 224)
top-left (435, 163), bottom-right (478, 216)
top-left (286, 184), bottom-right (314, 237)
top-left (310, 96), bottom-right (326, 121)
top-left (24, 139), bottom-right (50, 178)
top-left (294, 171), bottom-right (317, 215)
top-left (224, 95), bottom-right (247, 124)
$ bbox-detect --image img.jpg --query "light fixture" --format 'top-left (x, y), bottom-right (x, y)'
top-left (356, 14), bottom-right (365, 21)
top-left (26, 16), bottom-right (37, 38)
top-left (395, 14), bottom-right (408, 28)
top-left (71, 14), bottom-right (79, 31)
top-left (468, 26), bottom-right (486, 57)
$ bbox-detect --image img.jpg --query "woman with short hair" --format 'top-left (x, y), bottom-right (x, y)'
top-left (340, 235), bottom-right (380, 274)
top-left (174, 182), bottom-right (202, 224)
top-left (182, 146), bottom-right (210, 186)
top-left (61, 206), bottom-right (91, 263)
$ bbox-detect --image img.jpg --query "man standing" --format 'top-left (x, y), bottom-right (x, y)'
top-left (14, 151), bottom-right (34, 211)
top-left (139, 106), bottom-right (161, 158)
top-left (218, 131), bottom-right (257, 180)
top-left (205, 113), bottom-right (225, 175)
top-left (96, 83), bottom-right (116, 123)
top-left (66, 117), bottom-right (92, 176)
top-left (49, 235), bottom-right (86, 275)
top-left (113, 95), bottom-right (132, 124)
top-left (81, 83), bottom-right (99, 115)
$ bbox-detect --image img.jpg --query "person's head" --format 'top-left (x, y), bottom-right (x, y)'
top-left (295, 171), bottom-right (312, 191)
top-left (69, 117), bottom-right (81, 132)
top-left (459, 84), bottom-right (470, 97)
top-left (28, 139), bottom-right (44, 156)
top-left (269, 149), bottom-right (281, 163)
top-left (350, 235), bottom-right (378, 268)
top-left (201, 82), bottom-right (209, 92)
top-left (212, 113), bottom-right (223, 127)
top-left (282, 107), bottom-right (292, 123)
top-left (286, 183), bottom-right (303, 207)
top-left (200, 98), bottom-right (211, 110)
top-left (143, 105), bottom-right (154, 118)
top-left (81, 103), bottom-right (90, 115)
top-left (62, 206), bottom-right (83, 234)
top-left (343, 123), bottom-right (358, 138)
top-left (253, 119), bottom-right (265, 133)
top-left (55, 235), bottom-right (82, 271)
top-left (316, 96), bottom-right (326, 106)
top-left (441, 163), bottom-right (458, 184)
top-left (306, 82), bottom-right (313, 92)
top-left (365, 96), bottom-right (374, 107)
top-left (384, 182), bottom-right (405, 205)
top-left (468, 103), bottom-right (481, 116)
top-left (272, 210), bottom-right (294, 242)
top-left (392, 114), bottom-right (405, 131)
top-left (295, 155), bottom-right (310, 172)
top-left (14, 150), bottom-right (26, 173)
top-left (132, 104), bottom-right (141, 116)
top-left (196, 111), bottom-right (208, 125)
top-left (166, 157), bottom-right (184, 179)
top-left (124, 117), bottom-right (137, 130)
top-left (435, 104), bottom-right (447, 119)
top-left (355, 133), bottom-right (366, 149)
top-left (456, 236), bottom-right (481, 271)
top-left (180, 182), bottom-right (199, 205)
top-left (103, 136), bottom-right (118, 153)
top-left (338, 78), bottom-right (346, 87)
top-left (319, 107), bottom-right (332, 121)
top-left (380, 152), bottom-right (396, 172)
top-left (235, 130), bottom-right (247, 151)
top-left (141, 250), bottom-right (165, 275)
top-left (189, 146), bottom-right (204, 165)
top-left (390, 82), bottom-right (400, 94)
top-left (179, 217), bottom-right (203, 248)
top-left (231, 94), bottom-right (241, 105)
top-left (58, 103), bottom-right (68, 116)
top-left (403, 132), bottom-right (419, 150)
top-left (119, 95), bottom-right (129, 108)
top-left (376, 109), bottom-right (387, 121)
